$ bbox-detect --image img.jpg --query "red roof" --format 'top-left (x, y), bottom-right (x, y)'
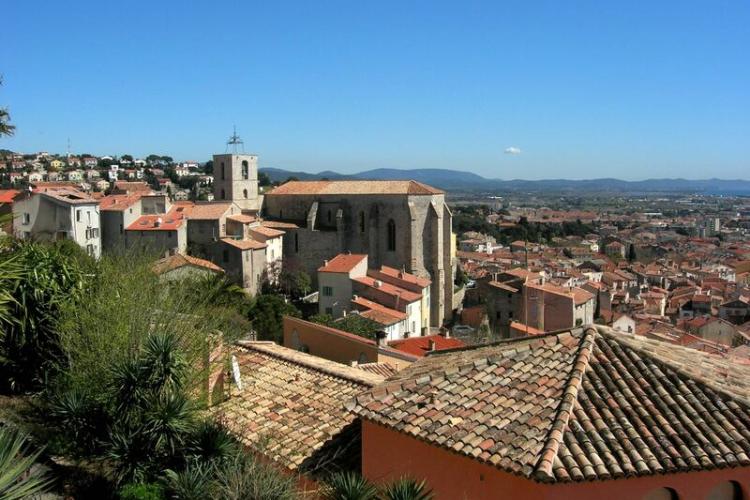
top-left (126, 206), bottom-right (187, 231)
top-left (318, 253), bottom-right (368, 273)
top-left (353, 276), bottom-right (422, 303)
top-left (372, 265), bottom-right (430, 288)
top-left (100, 193), bottom-right (142, 211)
top-left (0, 189), bottom-right (20, 204)
top-left (388, 335), bottom-right (464, 357)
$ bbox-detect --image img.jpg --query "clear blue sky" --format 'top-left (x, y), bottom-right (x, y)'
top-left (2, 1), bottom-right (748, 180)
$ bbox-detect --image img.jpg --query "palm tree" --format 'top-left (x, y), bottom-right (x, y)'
top-left (0, 426), bottom-right (53, 499)
top-left (0, 76), bottom-right (15, 137)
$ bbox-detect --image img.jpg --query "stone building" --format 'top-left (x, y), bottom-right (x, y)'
top-left (263, 180), bottom-right (455, 326)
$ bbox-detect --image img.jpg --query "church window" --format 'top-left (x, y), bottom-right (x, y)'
top-left (241, 160), bottom-right (249, 180)
top-left (359, 211), bottom-right (365, 233)
top-left (387, 219), bottom-right (396, 251)
top-left (221, 162), bottom-right (225, 180)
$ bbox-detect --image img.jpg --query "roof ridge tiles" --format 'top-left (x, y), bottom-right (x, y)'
top-left (532, 327), bottom-right (597, 482)
top-left (236, 340), bottom-right (382, 387)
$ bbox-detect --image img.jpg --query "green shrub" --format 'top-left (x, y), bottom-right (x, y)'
top-left (322, 471), bottom-right (378, 500)
top-left (118, 482), bottom-right (164, 500)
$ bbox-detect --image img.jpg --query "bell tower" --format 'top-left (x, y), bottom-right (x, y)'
top-left (213, 128), bottom-right (259, 211)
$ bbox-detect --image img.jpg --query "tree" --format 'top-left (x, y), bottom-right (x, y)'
top-left (278, 269), bottom-right (311, 298)
top-left (204, 160), bottom-right (213, 174)
top-left (310, 313), bottom-right (382, 340)
top-left (0, 76), bottom-right (15, 137)
top-left (258, 171), bottom-right (271, 186)
top-left (247, 294), bottom-right (300, 343)
top-left (627, 244), bottom-right (637, 262)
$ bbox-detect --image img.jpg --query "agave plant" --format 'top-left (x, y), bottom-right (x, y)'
top-left (381, 477), bottom-right (433, 500)
top-left (322, 471), bottom-right (378, 500)
top-left (214, 452), bottom-right (298, 500)
top-left (0, 426), bottom-right (53, 499)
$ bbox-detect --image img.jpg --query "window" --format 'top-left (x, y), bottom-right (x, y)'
top-left (221, 162), bottom-right (225, 180)
top-left (325, 307), bottom-right (333, 315)
top-left (327, 210), bottom-right (332, 223)
top-left (243, 189), bottom-right (248, 199)
top-left (120, 224), bottom-right (123, 234)
top-left (241, 160), bottom-right (249, 180)
top-left (322, 286), bottom-right (333, 296)
top-left (22, 213), bottom-right (30, 224)
top-left (87, 211), bottom-right (91, 224)
top-left (76, 209), bottom-right (81, 222)
top-left (358, 352), bottom-right (368, 364)
top-left (279, 209), bottom-right (283, 219)
top-left (291, 330), bottom-right (301, 350)
top-left (387, 219), bottom-right (396, 251)
top-left (221, 189), bottom-right (225, 200)
top-left (223, 250), bottom-right (229, 263)
top-left (359, 211), bottom-right (365, 233)
top-left (294, 233), bottom-right (299, 253)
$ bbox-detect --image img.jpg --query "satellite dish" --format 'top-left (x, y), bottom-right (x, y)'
top-left (231, 355), bottom-right (242, 391)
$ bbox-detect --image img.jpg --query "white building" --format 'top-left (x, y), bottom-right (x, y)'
top-left (13, 187), bottom-right (102, 258)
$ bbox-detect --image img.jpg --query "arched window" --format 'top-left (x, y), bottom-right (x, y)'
top-left (706, 481), bottom-right (742, 500)
top-left (220, 189), bottom-right (226, 200)
top-left (387, 219), bottom-right (396, 251)
top-left (642, 487), bottom-right (677, 500)
top-left (359, 211), bottom-right (365, 233)
top-left (243, 189), bottom-right (248, 199)
top-left (221, 162), bottom-right (225, 180)
top-left (241, 160), bottom-right (249, 180)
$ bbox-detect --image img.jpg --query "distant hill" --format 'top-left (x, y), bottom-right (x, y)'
top-left (259, 167), bottom-right (750, 195)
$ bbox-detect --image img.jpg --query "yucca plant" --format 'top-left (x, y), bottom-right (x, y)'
top-left (186, 420), bottom-right (239, 464)
top-left (0, 426), bottom-right (53, 499)
top-left (322, 471), bottom-right (378, 500)
top-left (214, 452), bottom-right (298, 500)
top-left (164, 461), bottom-right (216, 500)
top-left (380, 477), bottom-right (433, 500)
top-left (48, 386), bottom-right (108, 455)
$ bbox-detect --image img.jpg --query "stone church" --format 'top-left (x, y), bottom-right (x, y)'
top-left (213, 153), bottom-right (456, 326)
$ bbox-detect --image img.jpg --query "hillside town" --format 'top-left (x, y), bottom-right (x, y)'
top-left (2, 144), bottom-right (750, 498)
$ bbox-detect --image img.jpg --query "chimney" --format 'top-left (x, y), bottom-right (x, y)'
top-left (155, 217), bottom-right (162, 228)
top-left (439, 326), bottom-right (450, 339)
top-left (374, 280), bottom-right (382, 288)
top-left (375, 330), bottom-right (387, 347)
top-left (429, 339), bottom-right (436, 351)
top-left (323, 259), bottom-right (329, 267)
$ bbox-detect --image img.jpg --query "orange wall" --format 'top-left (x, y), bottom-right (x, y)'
top-left (362, 420), bottom-right (750, 500)
top-left (283, 316), bottom-right (380, 364)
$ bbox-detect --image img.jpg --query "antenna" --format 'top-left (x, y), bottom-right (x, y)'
top-left (225, 125), bottom-right (245, 153)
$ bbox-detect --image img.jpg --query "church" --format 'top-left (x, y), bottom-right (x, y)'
top-left (211, 152), bottom-right (457, 327)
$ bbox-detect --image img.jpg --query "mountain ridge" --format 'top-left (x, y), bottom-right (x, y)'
top-left (260, 167), bottom-right (750, 194)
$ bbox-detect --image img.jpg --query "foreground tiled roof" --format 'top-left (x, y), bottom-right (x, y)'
top-left (319, 253), bottom-right (368, 273)
top-left (214, 341), bottom-right (383, 474)
top-left (267, 180), bottom-right (444, 196)
top-left (388, 335), bottom-right (465, 357)
top-left (349, 326), bottom-right (750, 483)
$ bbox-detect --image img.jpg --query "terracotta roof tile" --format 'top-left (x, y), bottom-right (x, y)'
top-left (152, 253), bottom-right (224, 275)
top-left (388, 335), bottom-right (465, 357)
top-left (319, 254), bottom-right (368, 273)
top-left (187, 202), bottom-right (234, 220)
top-left (213, 341), bottom-right (382, 473)
top-left (350, 326), bottom-right (750, 483)
top-left (221, 238), bottom-right (266, 250)
top-left (267, 180), bottom-right (444, 196)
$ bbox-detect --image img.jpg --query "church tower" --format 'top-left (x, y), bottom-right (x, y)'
top-left (212, 153), bottom-right (259, 210)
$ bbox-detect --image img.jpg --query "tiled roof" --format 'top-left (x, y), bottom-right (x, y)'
top-left (221, 238), bottom-right (266, 250)
top-left (262, 220), bottom-right (300, 229)
top-left (213, 341), bottom-right (383, 473)
top-left (226, 214), bottom-right (257, 224)
top-left (186, 202), bottom-right (234, 220)
top-left (350, 326), bottom-right (750, 483)
top-left (351, 296), bottom-right (407, 325)
top-left (100, 193), bottom-right (142, 211)
top-left (356, 362), bottom-right (401, 378)
top-left (127, 207), bottom-right (187, 231)
top-left (353, 276), bottom-right (422, 303)
top-left (370, 265), bottom-right (431, 288)
top-left (113, 181), bottom-right (152, 193)
top-left (388, 335), bottom-right (465, 357)
top-left (0, 189), bottom-right (20, 204)
top-left (319, 253), bottom-right (368, 273)
top-left (266, 180), bottom-right (444, 196)
top-left (152, 253), bottom-right (224, 275)
top-left (249, 225), bottom-right (285, 239)
top-left (40, 189), bottom-right (98, 205)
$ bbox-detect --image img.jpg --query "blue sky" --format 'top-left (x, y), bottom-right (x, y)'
top-left (2, 1), bottom-right (748, 180)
